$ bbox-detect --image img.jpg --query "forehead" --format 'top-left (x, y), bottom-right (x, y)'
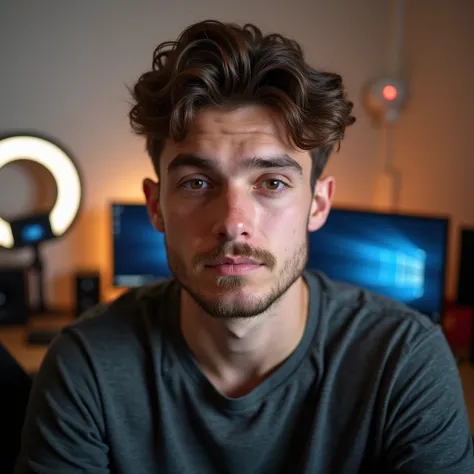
top-left (161, 105), bottom-right (310, 169)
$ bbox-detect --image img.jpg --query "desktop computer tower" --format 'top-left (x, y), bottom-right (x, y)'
top-left (0, 267), bottom-right (29, 326)
top-left (457, 228), bottom-right (474, 307)
top-left (457, 227), bottom-right (474, 363)
top-left (74, 271), bottom-right (101, 318)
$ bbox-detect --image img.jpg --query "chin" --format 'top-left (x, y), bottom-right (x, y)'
top-left (197, 276), bottom-right (263, 298)
top-left (187, 279), bottom-right (284, 320)
top-left (199, 293), bottom-right (274, 319)
top-left (205, 274), bottom-right (274, 298)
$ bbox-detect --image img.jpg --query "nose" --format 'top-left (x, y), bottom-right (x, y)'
top-left (211, 185), bottom-right (256, 241)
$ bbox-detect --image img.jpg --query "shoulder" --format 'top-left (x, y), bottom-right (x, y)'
top-left (305, 270), bottom-right (439, 358)
top-left (72, 277), bottom-right (177, 333)
top-left (44, 278), bottom-right (179, 373)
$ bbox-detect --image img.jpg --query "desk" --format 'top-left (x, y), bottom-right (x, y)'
top-left (0, 313), bottom-right (73, 375)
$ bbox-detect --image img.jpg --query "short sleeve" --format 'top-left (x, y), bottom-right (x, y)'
top-left (14, 329), bottom-right (110, 474)
top-left (383, 326), bottom-right (474, 473)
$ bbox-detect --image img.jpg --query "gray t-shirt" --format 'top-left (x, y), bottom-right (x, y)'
top-left (14, 271), bottom-right (474, 473)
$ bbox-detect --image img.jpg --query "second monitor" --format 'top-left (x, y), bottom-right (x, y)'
top-left (307, 208), bottom-right (449, 324)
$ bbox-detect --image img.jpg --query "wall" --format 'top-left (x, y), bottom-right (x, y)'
top-left (1, 0), bottom-right (391, 308)
top-left (395, 0), bottom-right (474, 298)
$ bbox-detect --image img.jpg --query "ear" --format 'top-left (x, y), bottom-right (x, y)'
top-left (307, 176), bottom-right (335, 232)
top-left (143, 177), bottom-right (164, 232)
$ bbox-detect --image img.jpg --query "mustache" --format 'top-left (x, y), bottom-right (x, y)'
top-left (193, 242), bottom-right (277, 269)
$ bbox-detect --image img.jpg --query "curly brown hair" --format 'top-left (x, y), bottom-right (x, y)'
top-left (129, 19), bottom-right (355, 188)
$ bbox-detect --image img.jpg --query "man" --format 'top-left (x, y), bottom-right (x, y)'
top-left (15, 19), bottom-right (474, 473)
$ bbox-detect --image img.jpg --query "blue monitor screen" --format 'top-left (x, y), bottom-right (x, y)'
top-left (112, 203), bottom-right (171, 287)
top-left (307, 208), bottom-right (449, 323)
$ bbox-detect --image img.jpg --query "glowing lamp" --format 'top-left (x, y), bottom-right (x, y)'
top-left (362, 76), bottom-right (409, 125)
top-left (0, 134), bottom-right (83, 313)
top-left (0, 135), bottom-right (82, 248)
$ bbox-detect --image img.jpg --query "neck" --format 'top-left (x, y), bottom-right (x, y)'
top-left (179, 276), bottom-right (309, 397)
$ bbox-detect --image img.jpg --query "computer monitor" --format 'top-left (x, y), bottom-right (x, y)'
top-left (112, 203), bottom-right (171, 287)
top-left (307, 208), bottom-right (449, 323)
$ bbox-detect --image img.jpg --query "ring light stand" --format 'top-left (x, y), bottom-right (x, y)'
top-left (0, 134), bottom-right (82, 318)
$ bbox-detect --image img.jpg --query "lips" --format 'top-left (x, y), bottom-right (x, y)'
top-left (203, 257), bottom-right (263, 277)
top-left (206, 257), bottom-right (260, 267)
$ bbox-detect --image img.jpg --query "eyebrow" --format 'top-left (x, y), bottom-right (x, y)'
top-left (167, 153), bottom-right (303, 175)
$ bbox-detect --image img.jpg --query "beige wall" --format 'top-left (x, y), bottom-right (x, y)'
top-left (6, 0), bottom-right (468, 309)
top-left (395, 0), bottom-right (474, 298)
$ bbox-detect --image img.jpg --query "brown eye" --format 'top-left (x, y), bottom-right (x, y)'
top-left (183, 179), bottom-right (207, 190)
top-left (264, 179), bottom-right (283, 191)
top-left (190, 179), bottom-right (204, 189)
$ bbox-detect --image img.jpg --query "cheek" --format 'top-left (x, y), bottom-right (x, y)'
top-left (261, 204), bottom-right (308, 243)
top-left (162, 202), bottom-right (208, 251)
top-left (162, 194), bottom-right (198, 229)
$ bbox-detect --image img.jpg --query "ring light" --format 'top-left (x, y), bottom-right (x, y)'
top-left (0, 135), bottom-right (82, 249)
top-left (0, 133), bottom-right (83, 315)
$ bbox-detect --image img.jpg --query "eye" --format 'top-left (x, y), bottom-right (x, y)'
top-left (265, 179), bottom-right (282, 190)
top-left (259, 179), bottom-right (288, 192)
top-left (182, 178), bottom-right (208, 190)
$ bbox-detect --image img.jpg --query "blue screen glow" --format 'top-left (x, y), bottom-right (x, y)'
top-left (112, 204), bottom-right (171, 287)
top-left (21, 223), bottom-right (45, 243)
top-left (307, 209), bottom-right (448, 321)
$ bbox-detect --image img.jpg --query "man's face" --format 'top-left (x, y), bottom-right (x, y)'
top-left (144, 105), bottom-right (334, 319)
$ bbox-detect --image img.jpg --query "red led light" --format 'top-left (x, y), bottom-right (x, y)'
top-left (383, 85), bottom-right (398, 101)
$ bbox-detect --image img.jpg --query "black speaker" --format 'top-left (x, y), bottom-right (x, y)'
top-left (457, 227), bottom-right (474, 307)
top-left (0, 268), bottom-right (29, 326)
top-left (75, 271), bottom-right (101, 317)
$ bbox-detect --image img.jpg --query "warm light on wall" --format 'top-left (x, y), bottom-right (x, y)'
top-left (0, 135), bottom-right (82, 248)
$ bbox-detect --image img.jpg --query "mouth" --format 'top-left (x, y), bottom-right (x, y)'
top-left (204, 256), bottom-right (264, 276)
top-left (206, 256), bottom-right (260, 266)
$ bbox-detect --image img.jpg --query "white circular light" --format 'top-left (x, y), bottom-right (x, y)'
top-left (0, 135), bottom-right (82, 249)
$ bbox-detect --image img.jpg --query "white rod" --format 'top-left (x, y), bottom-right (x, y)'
top-left (390, 0), bottom-right (405, 74)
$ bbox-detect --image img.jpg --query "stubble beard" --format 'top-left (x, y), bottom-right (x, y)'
top-left (165, 236), bottom-right (309, 320)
